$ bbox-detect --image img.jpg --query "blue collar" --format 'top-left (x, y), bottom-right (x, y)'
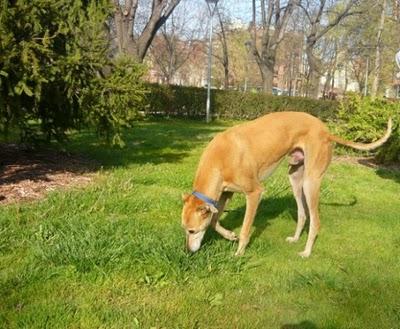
top-left (192, 191), bottom-right (219, 208)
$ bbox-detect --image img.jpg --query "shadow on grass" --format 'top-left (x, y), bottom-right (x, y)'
top-left (321, 195), bottom-right (357, 207)
top-left (0, 120), bottom-right (225, 203)
top-left (0, 143), bottom-right (99, 203)
top-left (0, 143), bottom-right (98, 184)
top-left (67, 120), bottom-right (227, 168)
top-left (281, 321), bottom-right (319, 329)
top-left (229, 195), bottom-right (294, 239)
top-left (375, 167), bottom-right (400, 184)
top-left (203, 195), bottom-right (295, 246)
top-left (355, 157), bottom-right (400, 184)
top-left (204, 192), bottom-right (358, 247)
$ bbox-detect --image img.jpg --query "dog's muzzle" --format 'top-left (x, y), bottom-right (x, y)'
top-left (186, 231), bottom-right (206, 253)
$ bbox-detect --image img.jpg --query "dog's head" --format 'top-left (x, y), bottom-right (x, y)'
top-left (181, 193), bottom-right (218, 252)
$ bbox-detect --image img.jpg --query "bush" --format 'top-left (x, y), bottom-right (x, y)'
top-left (330, 94), bottom-right (400, 163)
top-left (214, 90), bottom-right (338, 120)
top-left (0, 0), bottom-right (146, 145)
top-left (82, 57), bottom-right (147, 147)
top-left (145, 84), bottom-right (206, 118)
top-left (376, 125), bottom-right (400, 163)
top-left (145, 84), bottom-right (339, 120)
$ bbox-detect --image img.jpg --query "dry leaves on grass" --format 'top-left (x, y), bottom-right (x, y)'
top-left (0, 143), bottom-right (98, 204)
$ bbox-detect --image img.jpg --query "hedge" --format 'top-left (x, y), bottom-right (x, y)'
top-left (145, 84), bottom-right (339, 121)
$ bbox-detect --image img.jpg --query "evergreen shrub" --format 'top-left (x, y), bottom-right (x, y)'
top-left (0, 0), bottom-right (146, 145)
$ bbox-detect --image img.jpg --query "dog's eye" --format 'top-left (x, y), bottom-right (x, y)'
top-left (188, 229), bottom-right (195, 234)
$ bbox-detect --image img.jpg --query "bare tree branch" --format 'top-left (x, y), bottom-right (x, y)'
top-left (111, 0), bottom-right (181, 62)
top-left (250, 0), bottom-right (298, 92)
top-left (315, 0), bottom-right (359, 41)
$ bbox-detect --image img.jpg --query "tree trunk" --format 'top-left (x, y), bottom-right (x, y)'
top-left (223, 63), bottom-right (229, 89)
top-left (256, 47), bottom-right (276, 94)
top-left (323, 48), bottom-right (337, 98)
top-left (343, 64), bottom-right (348, 95)
top-left (215, 7), bottom-right (229, 89)
top-left (217, 35), bottom-right (230, 90)
top-left (250, 0), bottom-right (297, 94)
top-left (371, 0), bottom-right (387, 98)
top-left (306, 47), bottom-right (322, 99)
top-left (308, 70), bottom-right (321, 99)
top-left (261, 65), bottom-right (274, 93)
top-left (323, 72), bottom-right (332, 98)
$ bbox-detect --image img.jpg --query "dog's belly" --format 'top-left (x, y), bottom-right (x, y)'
top-left (258, 160), bottom-right (282, 181)
top-left (222, 183), bottom-right (243, 192)
top-left (221, 159), bottom-right (283, 193)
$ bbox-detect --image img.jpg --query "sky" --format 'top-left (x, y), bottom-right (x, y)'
top-left (184, 0), bottom-right (253, 24)
top-left (219, 0), bottom-right (253, 24)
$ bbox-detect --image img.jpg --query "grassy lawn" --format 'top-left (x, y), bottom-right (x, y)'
top-left (1, 119), bottom-right (400, 329)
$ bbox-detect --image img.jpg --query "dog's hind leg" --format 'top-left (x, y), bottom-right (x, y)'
top-left (235, 186), bottom-right (263, 256)
top-left (286, 164), bottom-right (307, 243)
top-left (299, 176), bottom-right (322, 258)
top-left (211, 192), bottom-right (238, 241)
top-left (298, 143), bottom-right (332, 258)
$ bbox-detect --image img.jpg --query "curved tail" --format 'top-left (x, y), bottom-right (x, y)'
top-left (329, 118), bottom-right (392, 151)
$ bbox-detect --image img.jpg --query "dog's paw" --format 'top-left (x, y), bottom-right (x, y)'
top-left (234, 245), bottom-right (246, 257)
top-left (235, 238), bottom-right (249, 256)
top-left (226, 231), bottom-right (238, 241)
top-left (298, 250), bottom-right (311, 258)
top-left (286, 236), bottom-right (298, 243)
top-left (234, 249), bottom-right (244, 257)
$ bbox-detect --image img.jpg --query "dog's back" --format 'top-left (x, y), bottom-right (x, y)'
top-left (207, 112), bottom-right (329, 168)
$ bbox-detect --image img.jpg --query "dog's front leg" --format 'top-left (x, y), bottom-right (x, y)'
top-left (214, 222), bottom-right (238, 241)
top-left (235, 188), bottom-right (263, 256)
top-left (211, 192), bottom-right (238, 241)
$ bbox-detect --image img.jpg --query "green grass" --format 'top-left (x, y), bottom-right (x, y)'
top-left (1, 119), bottom-right (400, 329)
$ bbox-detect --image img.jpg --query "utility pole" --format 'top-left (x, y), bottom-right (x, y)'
top-left (205, 0), bottom-right (219, 123)
top-left (364, 57), bottom-right (369, 97)
top-left (244, 40), bottom-right (252, 92)
top-left (396, 49), bottom-right (400, 98)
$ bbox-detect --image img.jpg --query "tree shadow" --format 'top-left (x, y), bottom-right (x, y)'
top-left (353, 157), bottom-right (400, 185)
top-left (0, 120), bottom-right (227, 203)
top-left (66, 120), bottom-right (227, 168)
top-left (281, 321), bottom-right (319, 329)
top-left (0, 143), bottom-right (99, 203)
top-left (375, 167), bottom-right (400, 184)
top-left (334, 156), bottom-right (400, 185)
top-left (0, 143), bottom-right (98, 184)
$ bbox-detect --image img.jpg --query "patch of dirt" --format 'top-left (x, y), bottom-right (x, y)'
top-left (0, 143), bottom-right (98, 205)
top-left (333, 155), bottom-right (400, 171)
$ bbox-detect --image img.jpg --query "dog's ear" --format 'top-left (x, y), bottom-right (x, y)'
top-left (182, 193), bottom-right (190, 203)
top-left (197, 204), bottom-right (218, 216)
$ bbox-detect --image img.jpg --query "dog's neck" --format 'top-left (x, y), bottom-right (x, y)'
top-left (193, 167), bottom-right (223, 202)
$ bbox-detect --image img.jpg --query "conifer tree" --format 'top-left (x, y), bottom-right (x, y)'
top-left (0, 0), bottom-right (146, 144)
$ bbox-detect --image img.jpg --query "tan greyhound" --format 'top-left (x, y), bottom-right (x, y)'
top-left (181, 111), bottom-right (392, 257)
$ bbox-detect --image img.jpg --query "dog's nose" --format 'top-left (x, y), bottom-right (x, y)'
top-left (188, 229), bottom-right (195, 234)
